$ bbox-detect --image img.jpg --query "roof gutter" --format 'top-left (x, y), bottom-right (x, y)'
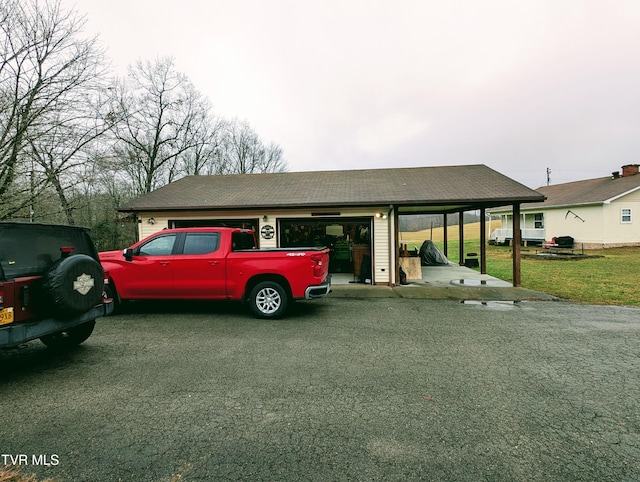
top-left (604, 185), bottom-right (640, 204)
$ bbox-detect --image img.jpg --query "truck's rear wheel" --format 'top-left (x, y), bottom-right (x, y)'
top-left (249, 281), bottom-right (288, 319)
top-left (40, 320), bottom-right (96, 349)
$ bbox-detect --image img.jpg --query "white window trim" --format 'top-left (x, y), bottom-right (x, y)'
top-left (621, 208), bottom-right (632, 224)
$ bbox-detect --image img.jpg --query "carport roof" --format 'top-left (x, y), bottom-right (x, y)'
top-left (118, 164), bottom-right (545, 213)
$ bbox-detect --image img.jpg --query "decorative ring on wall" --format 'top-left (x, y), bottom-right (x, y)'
top-left (261, 225), bottom-right (275, 239)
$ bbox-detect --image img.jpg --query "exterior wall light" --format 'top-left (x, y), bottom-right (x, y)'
top-left (263, 215), bottom-right (268, 222)
top-left (147, 217), bottom-right (155, 224)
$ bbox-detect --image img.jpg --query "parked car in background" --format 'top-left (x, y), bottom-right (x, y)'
top-left (0, 222), bottom-right (113, 349)
top-left (99, 227), bottom-right (331, 319)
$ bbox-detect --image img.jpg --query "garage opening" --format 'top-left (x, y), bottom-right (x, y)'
top-left (279, 218), bottom-right (372, 280)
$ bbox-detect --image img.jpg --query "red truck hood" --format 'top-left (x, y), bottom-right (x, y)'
top-left (99, 250), bottom-right (122, 260)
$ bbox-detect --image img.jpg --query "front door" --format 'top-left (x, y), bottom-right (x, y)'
top-left (126, 233), bottom-right (178, 297)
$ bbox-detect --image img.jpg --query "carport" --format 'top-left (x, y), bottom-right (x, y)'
top-left (394, 203), bottom-right (526, 285)
top-left (385, 172), bottom-right (544, 287)
top-left (117, 164), bottom-right (545, 287)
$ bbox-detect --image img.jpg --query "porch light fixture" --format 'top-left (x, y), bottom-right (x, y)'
top-left (147, 217), bottom-right (155, 225)
top-left (375, 212), bottom-right (388, 219)
top-left (263, 215), bottom-right (268, 222)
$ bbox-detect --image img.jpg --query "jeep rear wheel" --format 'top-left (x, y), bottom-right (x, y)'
top-left (42, 254), bottom-right (104, 318)
top-left (40, 320), bottom-right (96, 349)
top-left (249, 281), bottom-right (288, 319)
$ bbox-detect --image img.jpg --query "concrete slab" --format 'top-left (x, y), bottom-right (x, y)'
top-left (329, 263), bottom-right (558, 302)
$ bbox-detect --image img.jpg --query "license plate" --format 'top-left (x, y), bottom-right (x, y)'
top-left (0, 307), bottom-right (14, 326)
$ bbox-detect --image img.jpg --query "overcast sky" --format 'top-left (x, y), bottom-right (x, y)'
top-left (63, 0), bottom-right (640, 188)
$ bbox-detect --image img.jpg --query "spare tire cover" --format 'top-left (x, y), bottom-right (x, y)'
top-left (42, 254), bottom-right (104, 318)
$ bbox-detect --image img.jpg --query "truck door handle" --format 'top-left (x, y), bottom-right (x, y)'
top-left (209, 261), bottom-right (218, 265)
top-left (160, 262), bottom-right (170, 266)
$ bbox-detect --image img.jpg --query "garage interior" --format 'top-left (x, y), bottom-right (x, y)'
top-left (279, 217), bottom-right (373, 282)
top-left (168, 216), bottom-right (374, 282)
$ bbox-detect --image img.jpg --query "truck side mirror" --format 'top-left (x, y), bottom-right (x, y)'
top-left (123, 248), bottom-right (133, 262)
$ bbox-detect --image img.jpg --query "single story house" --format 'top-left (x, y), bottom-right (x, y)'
top-left (489, 164), bottom-right (640, 248)
top-left (117, 164), bottom-right (545, 286)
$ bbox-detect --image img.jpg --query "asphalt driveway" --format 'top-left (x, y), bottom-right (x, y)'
top-left (1, 298), bottom-right (639, 481)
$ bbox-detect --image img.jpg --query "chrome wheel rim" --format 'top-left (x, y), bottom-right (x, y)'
top-left (256, 287), bottom-right (282, 314)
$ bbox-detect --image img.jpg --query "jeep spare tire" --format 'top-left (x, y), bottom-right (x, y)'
top-left (41, 254), bottom-right (104, 318)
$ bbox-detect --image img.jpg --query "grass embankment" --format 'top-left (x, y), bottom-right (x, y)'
top-left (0, 466), bottom-right (55, 482)
top-left (401, 222), bottom-right (640, 306)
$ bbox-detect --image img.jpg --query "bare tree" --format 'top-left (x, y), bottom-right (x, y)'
top-left (27, 97), bottom-right (112, 224)
top-left (166, 92), bottom-right (226, 180)
top-left (110, 57), bottom-right (208, 195)
top-left (218, 119), bottom-right (287, 174)
top-left (174, 108), bottom-right (226, 178)
top-left (0, 0), bottom-right (288, 225)
top-left (0, 0), bottom-right (108, 220)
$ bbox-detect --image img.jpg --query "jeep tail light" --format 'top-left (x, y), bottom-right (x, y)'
top-left (60, 246), bottom-right (75, 258)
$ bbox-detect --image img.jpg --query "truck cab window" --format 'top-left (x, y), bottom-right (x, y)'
top-left (183, 233), bottom-right (219, 254)
top-left (138, 235), bottom-right (177, 256)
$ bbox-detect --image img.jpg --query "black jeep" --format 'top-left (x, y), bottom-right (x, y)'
top-left (0, 222), bottom-right (113, 349)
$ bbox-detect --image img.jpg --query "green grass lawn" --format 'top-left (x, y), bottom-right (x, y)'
top-left (435, 240), bottom-right (640, 306)
top-left (488, 245), bottom-right (640, 306)
top-left (401, 223), bottom-right (639, 306)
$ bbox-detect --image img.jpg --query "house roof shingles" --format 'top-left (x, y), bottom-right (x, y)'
top-left (519, 173), bottom-right (640, 210)
top-left (119, 164), bottom-right (545, 212)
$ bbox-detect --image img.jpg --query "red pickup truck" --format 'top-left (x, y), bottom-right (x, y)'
top-left (99, 227), bottom-right (331, 318)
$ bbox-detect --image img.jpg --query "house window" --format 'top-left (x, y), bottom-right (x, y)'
top-left (534, 213), bottom-right (544, 229)
top-left (621, 208), bottom-right (632, 223)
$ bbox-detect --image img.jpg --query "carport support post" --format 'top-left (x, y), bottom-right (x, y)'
top-left (512, 203), bottom-right (522, 287)
top-left (480, 207), bottom-right (487, 274)
top-left (443, 214), bottom-right (448, 257)
top-left (458, 211), bottom-right (465, 266)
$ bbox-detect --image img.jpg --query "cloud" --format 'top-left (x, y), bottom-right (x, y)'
top-left (355, 113), bottom-right (430, 156)
top-left (63, 0), bottom-right (640, 186)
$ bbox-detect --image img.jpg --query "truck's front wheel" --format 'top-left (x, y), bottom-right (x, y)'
top-left (249, 281), bottom-right (288, 319)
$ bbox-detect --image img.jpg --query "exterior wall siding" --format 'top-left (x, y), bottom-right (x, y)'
top-left (602, 198), bottom-right (640, 246)
top-left (493, 192), bottom-right (640, 248)
top-left (373, 213), bottom-right (391, 284)
top-left (543, 205), bottom-right (604, 245)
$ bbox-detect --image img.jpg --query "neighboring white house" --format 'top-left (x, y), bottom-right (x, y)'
top-left (489, 164), bottom-right (640, 248)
